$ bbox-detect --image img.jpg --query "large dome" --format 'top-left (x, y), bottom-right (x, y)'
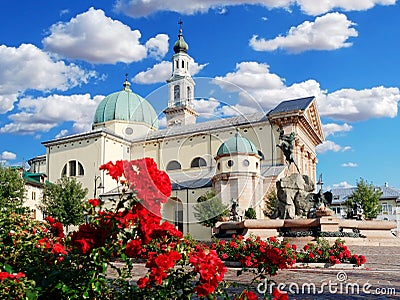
top-left (217, 132), bottom-right (258, 156)
top-left (93, 80), bottom-right (159, 129)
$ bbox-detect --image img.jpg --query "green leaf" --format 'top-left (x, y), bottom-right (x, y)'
top-left (4, 264), bottom-right (13, 273)
top-left (83, 291), bottom-right (90, 299)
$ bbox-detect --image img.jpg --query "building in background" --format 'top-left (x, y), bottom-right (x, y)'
top-left (28, 26), bottom-right (324, 239)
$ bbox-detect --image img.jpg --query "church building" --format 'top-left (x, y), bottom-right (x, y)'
top-left (29, 26), bottom-right (324, 239)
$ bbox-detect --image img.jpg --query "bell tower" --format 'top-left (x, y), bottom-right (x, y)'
top-left (164, 20), bottom-right (198, 127)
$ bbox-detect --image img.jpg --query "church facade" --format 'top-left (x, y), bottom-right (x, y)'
top-left (29, 27), bottom-right (324, 240)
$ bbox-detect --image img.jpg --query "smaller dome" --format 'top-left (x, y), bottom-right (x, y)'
top-left (217, 132), bottom-right (258, 156)
top-left (173, 29), bottom-right (188, 53)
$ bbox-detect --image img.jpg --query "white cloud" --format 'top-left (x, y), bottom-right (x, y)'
top-left (43, 7), bottom-right (167, 64)
top-left (316, 140), bottom-right (351, 153)
top-left (0, 94), bottom-right (103, 135)
top-left (133, 60), bottom-right (207, 84)
top-left (0, 44), bottom-right (95, 113)
top-left (0, 151), bottom-right (17, 161)
top-left (114, 0), bottom-right (395, 17)
top-left (296, 0), bottom-right (396, 16)
top-left (341, 162), bottom-right (358, 167)
top-left (193, 98), bottom-right (221, 118)
top-left (214, 61), bottom-right (400, 122)
top-left (322, 123), bottom-right (352, 137)
top-left (55, 129), bottom-right (69, 139)
top-left (250, 13), bottom-right (358, 53)
top-left (146, 34), bottom-right (169, 60)
top-left (332, 181), bottom-right (355, 188)
top-left (319, 86), bottom-right (400, 122)
top-left (114, 0), bottom-right (293, 18)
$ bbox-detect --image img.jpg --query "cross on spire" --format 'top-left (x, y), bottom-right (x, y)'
top-left (178, 18), bottom-right (183, 30)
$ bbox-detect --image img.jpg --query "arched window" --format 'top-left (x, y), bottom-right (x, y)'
top-left (61, 160), bottom-right (85, 177)
top-left (182, 60), bottom-right (184, 68)
top-left (166, 160), bottom-right (182, 171)
top-left (191, 157), bottom-right (207, 168)
top-left (187, 86), bottom-right (191, 100)
top-left (174, 85), bottom-right (180, 100)
top-left (78, 162), bottom-right (84, 176)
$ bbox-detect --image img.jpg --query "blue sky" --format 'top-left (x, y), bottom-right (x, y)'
top-left (0, 0), bottom-right (399, 189)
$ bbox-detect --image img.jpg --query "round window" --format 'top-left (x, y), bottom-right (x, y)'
top-left (227, 160), bottom-right (234, 168)
top-left (125, 127), bottom-right (134, 135)
top-left (243, 159), bottom-right (250, 167)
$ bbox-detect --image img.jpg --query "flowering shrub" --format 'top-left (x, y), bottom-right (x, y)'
top-left (0, 158), bottom-right (230, 299)
top-left (0, 157), bottom-right (367, 299)
top-left (296, 238), bottom-right (366, 266)
top-left (212, 235), bottom-right (297, 275)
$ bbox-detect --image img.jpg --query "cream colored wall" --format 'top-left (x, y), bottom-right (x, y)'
top-left (46, 134), bottom-right (130, 199)
top-left (24, 184), bottom-right (44, 221)
top-left (162, 186), bottom-right (212, 240)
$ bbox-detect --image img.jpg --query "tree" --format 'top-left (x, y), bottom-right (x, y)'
top-left (193, 191), bottom-right (229, 228)
top-left (345, 178), bottom-right (382, 219)
top-left (244, 207), bottom-right (257, 219)
top-left (263, 188), bottom-right (277, 217)
top-left (38, 176), bottom-right (88, 228)
top-left (0, 165), bottom-right (25, 212)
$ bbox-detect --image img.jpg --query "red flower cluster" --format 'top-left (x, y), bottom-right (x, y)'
top-left (213, 236), bottom-right (296, 275)
top-left (70, 223), bottom-right (108, 255)
top-left (189, 245), bottom-right (227, 297)
top-left (45, 216), bottom-right (65, 238)
top-left (298, 239), bottom-right (366, 266)
top-left (140, 250), bottom-right (182, 286)
top-left (0, 271), bottom-right (25, 281)
top-left (272, 288), bottom-right (289, 300)
top-left (99, 160), bottom-right (124, 181)
top-left (88, 198), bottom-right (101, 207)
top-left (235, 290), bottom-right (258, 300)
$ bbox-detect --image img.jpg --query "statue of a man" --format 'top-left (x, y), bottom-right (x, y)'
top-left (276, 127), bottom-right (300, 173)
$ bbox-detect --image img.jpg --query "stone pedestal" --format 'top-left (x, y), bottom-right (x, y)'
top-left (318, 216), bottom-right (340, 232)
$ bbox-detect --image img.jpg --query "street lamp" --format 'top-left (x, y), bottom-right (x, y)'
top-left (94, 175), bottom-right (104, 198)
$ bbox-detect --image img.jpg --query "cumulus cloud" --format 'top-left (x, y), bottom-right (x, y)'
top-left (114, 0), bottom-right (292, 18)
top-left (193, 98), bottom-right (221, 118)
top-left (316, 140), bottom-right (351, 153)
top-left (341, 162), bottom-right (358, 167)
top-left (0, 44), bottom-right (95, 113)
top-left (0, 94), bottom-right (103, 135)
top-left (133, 60), bottom-right (207, 84)
top-left (322, 123), bottom-right (352, 137)
top-left (0, 151), bottom-right (17, 161)
top-left (43, 7), bottom-right (168, 64)
top-left (332, 181), bottom-right (355, 188)
top-left (297, 0), bottom-right (396, 16)
top-left (213, 61), bottom-right (400, 122)
top-left (55, 129), bottom-right (69, 139)
top-left (114, 0), bottom-right (395, 17)
top-left (319, 86), bottom-right (400, 122)
top-left (145, 34), bottom-right (169, 60)
top-left (250, 13), bottom-right (358, 53)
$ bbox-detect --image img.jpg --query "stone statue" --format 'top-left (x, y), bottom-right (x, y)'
top-left (230, 199), bottom-right (240, 222)
top-left (276, 127), bottom-right (300, 173)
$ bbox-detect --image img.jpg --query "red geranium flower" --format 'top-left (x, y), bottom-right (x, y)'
top-left (88, 198), bottom-right (101, 207)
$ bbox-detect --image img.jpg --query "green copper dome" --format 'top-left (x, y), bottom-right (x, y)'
top-left (93, 80), bottom-right (159, 129)
top-left (217, 132), bottom-right (258, 156)
top-left (173, 28), bottom-right (188, 53)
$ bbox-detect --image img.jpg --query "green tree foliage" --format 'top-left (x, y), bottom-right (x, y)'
top-left (263, 189), bottom-right (277, 217)
top-left (345, 178), bottom-right (382, 219)
top-left (193, 191), bottom-right (229, 228)
top-left (244, 207), bottom-right (257, 219)
top-left (38, 176), bottom-right (88, 227)
top-left (0, 165), bottom-right (25, 211)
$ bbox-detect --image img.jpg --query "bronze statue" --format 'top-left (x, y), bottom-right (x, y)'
top-left (276, 127), bottom-right (300, 173)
